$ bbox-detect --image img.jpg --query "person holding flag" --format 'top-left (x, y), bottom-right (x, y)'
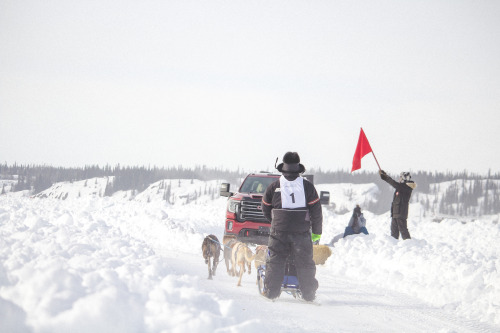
top-left (379, 170), bottom-right (416, 240)
top-left (351, 128), bottom-right (416, 240)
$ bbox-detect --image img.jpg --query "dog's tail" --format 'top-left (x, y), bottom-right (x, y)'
top-left (244, 248), bottom-right (256, 262)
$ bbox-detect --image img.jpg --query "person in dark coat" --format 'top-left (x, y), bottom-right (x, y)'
top-left (261, 152), bottom-right (323, 301)
top-left (343, 205), bottom-right (369, 237)
top-left (379, 170), bottom-right (416, 240)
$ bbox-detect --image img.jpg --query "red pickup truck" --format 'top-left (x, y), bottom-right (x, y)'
top-left (220, 172), bottom-right (330, 245)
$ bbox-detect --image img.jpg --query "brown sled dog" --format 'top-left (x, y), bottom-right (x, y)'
top-left (231, 242), bottom-right (256, 286)
top-left (201, 234), bottom-right (221, 280)
top-left (223, 237), bottom-right (238, 276)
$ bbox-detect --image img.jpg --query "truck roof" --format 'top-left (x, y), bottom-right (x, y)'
top-left (247, 172), bottom-right (281, 177)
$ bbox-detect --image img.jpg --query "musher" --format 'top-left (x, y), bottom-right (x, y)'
top-left (261, 152), bottom-right (323, 301)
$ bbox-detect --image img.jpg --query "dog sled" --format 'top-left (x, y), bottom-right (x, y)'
top-left (256, 251), bottom-right (303, 299)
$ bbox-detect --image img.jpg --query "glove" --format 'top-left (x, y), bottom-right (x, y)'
top-left (379, 170), bottom-right (387, 179)
top-left (311, 233), bottom-right (321, 245)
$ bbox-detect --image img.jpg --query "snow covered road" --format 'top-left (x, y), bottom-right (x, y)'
top-left (1, 181), bottom-right (499, 332)
top-left (162, 249), bottom-right (496, 333)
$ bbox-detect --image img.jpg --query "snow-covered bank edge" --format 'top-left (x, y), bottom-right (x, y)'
top-left (0, 196), bottom-right (260, 332)
top-left (326, 213), bottom-right (500, 325)
top-left (1, 180), bottom-right (500, 330)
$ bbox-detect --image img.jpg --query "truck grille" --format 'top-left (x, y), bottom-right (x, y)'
top-left (240, 198), bottom-right (268, 222)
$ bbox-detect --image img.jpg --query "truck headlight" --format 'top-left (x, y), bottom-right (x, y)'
top-left (227, 199), bottom-right (240, 213)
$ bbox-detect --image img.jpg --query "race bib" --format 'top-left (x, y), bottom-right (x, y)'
top-left (280, 176), bottom-right (306, 209)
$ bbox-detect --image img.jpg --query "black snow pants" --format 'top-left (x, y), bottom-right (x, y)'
top-left (264, 230), bottom-right (318, 300)
top-left (391, 217), bottom-right (411, 240)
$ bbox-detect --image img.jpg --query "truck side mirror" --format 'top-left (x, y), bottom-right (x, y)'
top-left (220, 183), bottom-right (233, 197)
top-left (320, 191), bottom-right (330, 205)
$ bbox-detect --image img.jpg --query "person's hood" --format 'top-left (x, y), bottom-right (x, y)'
top-left (406, 181), bottom-right (417, 190)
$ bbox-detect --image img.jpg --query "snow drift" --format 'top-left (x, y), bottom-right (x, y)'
top-left (0, 178), bottom-right (499, 332)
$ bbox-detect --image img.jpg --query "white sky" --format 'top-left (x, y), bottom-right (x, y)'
top-left (1, 0), bottom-right (499, 174)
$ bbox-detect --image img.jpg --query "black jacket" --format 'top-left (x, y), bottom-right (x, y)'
top-left (381, 174), bottom-right (416, 219)
top-left (261, 177), bottom-right (323, 234)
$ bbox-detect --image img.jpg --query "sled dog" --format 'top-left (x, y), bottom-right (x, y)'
top-left (254, 245), bottom-right (268, 270)
top-left (254, 245), bottom-right (268, 284)
top-left (223, 237), bottom-right (238, 276)
top-left (231, 242), bottom-right (256, 286)
top-left (201, 234), bottom-right (221, 280)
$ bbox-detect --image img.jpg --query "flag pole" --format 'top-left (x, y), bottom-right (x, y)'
top-left (371, 151), bottom-right (381, 171)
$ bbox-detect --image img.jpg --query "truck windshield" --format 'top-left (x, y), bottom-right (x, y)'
top-left (239, 176), bottom-right (278, 194)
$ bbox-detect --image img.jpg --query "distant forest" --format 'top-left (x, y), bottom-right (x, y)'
top-left (1, 163), bottom-right (499, 216)
top-left (311, 168), bottom-right (500, 216)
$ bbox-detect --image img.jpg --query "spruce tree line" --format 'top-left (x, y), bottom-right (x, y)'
top-left (1, 163), bottom-right (499, 216)
top-left (0, 163), bottom-right (244, 194)
top-left (308, 168), bottom-right (500, 216)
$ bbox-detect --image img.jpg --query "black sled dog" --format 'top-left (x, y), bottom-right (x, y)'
top-left (201, 234), bottom-right (221, 280)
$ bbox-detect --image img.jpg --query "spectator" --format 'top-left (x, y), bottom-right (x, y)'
top-left (343, 205), bottom-right (369, 237)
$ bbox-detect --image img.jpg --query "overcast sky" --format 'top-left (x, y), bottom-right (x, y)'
top-left (1, 0), bottom-right (499, 175)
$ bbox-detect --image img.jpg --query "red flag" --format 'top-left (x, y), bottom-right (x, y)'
top-left (351, 128), bottom-right (373, 172)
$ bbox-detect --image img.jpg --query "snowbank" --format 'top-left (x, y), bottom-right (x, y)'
top-left (0, 195), bottom-right (255, 333)
top-left (1, 179), bottom-right (499, 332)
top-left (326, 205), bottom-right (500, 325)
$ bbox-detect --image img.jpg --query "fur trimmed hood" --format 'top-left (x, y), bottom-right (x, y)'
top-left (406, 181), bottom-right (417, 190)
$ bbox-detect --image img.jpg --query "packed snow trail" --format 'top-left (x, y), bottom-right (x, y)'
top-left (160, 248), bottom-right (497, 333)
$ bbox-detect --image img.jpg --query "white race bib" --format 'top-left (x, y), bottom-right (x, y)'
top-left (280, 176), bottom-right (306, 209)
